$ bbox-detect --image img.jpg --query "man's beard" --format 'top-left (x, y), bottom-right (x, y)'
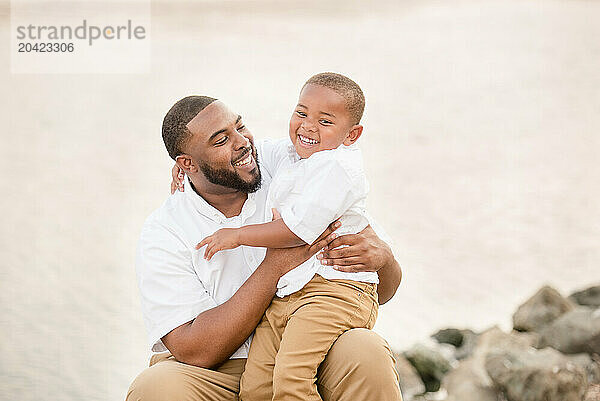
top-left (198, 147), bottom-right (262, 193)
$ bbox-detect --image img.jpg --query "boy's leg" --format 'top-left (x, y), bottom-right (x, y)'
top-left (317, 329), bottom-right (403, 401)
top-left (272, 276), bottom-right (378, 401)
top-left (239, 296), bottom-right (289, 401)
top-left (126, 353), bottom-right (245, 401)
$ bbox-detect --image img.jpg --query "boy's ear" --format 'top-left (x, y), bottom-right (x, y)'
top-left (343, 125), bottom-right (363, 146)
top-left (176, 154), bottom-right (198, 173)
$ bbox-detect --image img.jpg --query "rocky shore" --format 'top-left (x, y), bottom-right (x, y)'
top-left (393, 284), bottom-right (600, 401)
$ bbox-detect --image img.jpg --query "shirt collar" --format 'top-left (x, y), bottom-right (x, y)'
top-left (183, 175), bottom-right (256, 223)
top-left (286, 139), bottom-right (301, 163)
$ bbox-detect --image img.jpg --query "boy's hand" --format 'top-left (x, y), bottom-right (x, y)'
top-left (196, 228), bottom-right (241, 260)
top-left (316, 225), bottom-right (392, 273)
top-left (171, 164), bottom-right (185, 194)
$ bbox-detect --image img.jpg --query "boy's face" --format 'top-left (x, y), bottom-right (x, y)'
top-left (289, 84), bottom-right (359, 159)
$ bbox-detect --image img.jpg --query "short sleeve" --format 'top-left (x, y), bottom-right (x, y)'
top-left (255, 138), bottom-right (290, 180)
top-left (136, 221), bottom-right (218, 352)
top-left (279, 155), bottom-right (366, 244)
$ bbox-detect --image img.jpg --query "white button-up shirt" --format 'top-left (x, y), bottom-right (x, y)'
top-left (136, 139), bottom-right (287, 356)
top-left (270, 141), bottom-right (379, 297)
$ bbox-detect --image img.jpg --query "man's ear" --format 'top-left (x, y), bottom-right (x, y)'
top-left (343, 125), bottom-right (363, 146)
top-left (175, 154), bottom-right (198, 173)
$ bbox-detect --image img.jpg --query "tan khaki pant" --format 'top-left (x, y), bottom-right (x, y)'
top-left (240, 275), bottom-right (380, 401)
top-left (127, 283), bottom-right (402, 401)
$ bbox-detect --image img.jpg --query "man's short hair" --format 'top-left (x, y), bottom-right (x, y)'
top-left (303, 72), bottom-right (365, 125)
top-left (162, 96), bottom-right (217, 160)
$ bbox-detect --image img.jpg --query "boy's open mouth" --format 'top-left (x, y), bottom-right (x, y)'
top-left (298, 134), bottom-right (319, 146)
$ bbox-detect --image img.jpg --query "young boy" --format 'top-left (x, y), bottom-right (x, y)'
top-left (197, 73), bottom-right (380, 401)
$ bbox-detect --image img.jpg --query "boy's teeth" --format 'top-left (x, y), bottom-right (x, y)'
top-left (299, 135), bottom-right (318, 145)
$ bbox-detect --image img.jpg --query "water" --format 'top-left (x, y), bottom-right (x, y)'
top-left (1, 0), bottom-right (599, 399)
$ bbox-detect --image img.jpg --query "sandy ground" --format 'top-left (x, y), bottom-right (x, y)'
top-left (1, 0), bottom-right (599, 399)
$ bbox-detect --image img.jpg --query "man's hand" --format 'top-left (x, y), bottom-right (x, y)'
top-left (317, 224), bottom-right (402, 304)
top-left (196, 228), bottom-right (241, 260)
top-left (170, 164), bottom-right (185, 194)
top-left (317, 225), bottom-right (392, 273)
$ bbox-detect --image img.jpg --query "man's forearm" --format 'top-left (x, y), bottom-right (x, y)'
top-left (162, 260), bottom-right (281, 368)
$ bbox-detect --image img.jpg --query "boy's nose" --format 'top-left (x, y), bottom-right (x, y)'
top-left (301, 121), bottom-right (317, 132)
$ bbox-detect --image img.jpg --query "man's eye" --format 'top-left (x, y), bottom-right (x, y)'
top-left (295, 111), bottom-right (306, 117)
top-left (215, 136), bottom-right (228, 145)
top-left (237, 125), bottom-right (246, 131)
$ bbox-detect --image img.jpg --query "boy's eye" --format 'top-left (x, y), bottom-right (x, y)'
top-left (319, 119), bottom-right (333, 125)
top-left (295, 111), bottom-right (306, 117)
top-left (237, 125), bottom-right (246, 131)
top-left (214, 136), bottom-right (228, 146)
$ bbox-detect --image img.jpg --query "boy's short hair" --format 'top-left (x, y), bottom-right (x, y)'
top-left (303, 72), bottom-right (365, 125)
top-left (162, 95), bottom-right (217, 160)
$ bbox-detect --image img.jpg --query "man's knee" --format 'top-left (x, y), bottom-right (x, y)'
top-left (335, 328), bottom-right (397, 374)
top-left (319, 329), bottom-right (402, 400)
top-left (126, 361), bottom-right (192, 401)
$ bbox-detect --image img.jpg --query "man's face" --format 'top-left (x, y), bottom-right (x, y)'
top-left (183, 101), bottom-right (261, 193)
top-left (289, 84), bottom-right (355, 159)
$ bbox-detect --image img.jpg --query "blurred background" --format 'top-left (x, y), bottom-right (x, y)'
top-left (1, 0), bottom-right (599, 400)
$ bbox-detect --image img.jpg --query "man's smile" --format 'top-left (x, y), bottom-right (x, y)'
top-left (231, 147), bottom-right (257, 171)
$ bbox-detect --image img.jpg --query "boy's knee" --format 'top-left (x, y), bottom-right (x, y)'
top-left (126, 361), bottom-right (191, 401)
top-left (240, 367), bottom-right (273, 401)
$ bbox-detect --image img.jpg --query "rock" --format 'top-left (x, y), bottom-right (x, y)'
top-left (454, 329), bottom-right (479, 360)
top-left (568, 353), bottom-right (600, 384)
top-left (484, 342), bottom-right (588, 401)
top-left (442, 359), bottom-right (501, 401)
top-left (512, 285), bottom-right (574, 332)
top-left (538, 307), bottom-right (600, 354)
top-left (585, 384), bottom-right (600, 401)
top-left (464, 327), bottom-right (587, 401)
top-left (472, 327), bottom-right (537, 361)
top-left (393, 352), bottom-right (426, 400)
top-left (570, 285), bottom-right (600, 308)
top-left (404, 344), bottom-right (452, 392)
top-left (432, 328), bottom-right (464, 347)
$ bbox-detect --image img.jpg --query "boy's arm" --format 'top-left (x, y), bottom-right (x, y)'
top-left (197, 214), bottom-right (308, 260)
top-left (238, 218), bottom-right (306, 248)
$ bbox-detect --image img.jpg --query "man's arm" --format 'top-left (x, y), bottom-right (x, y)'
top-left (162, 224), bottom-right (339, 368)
top-left (318, 225), bottom-right (402, 304)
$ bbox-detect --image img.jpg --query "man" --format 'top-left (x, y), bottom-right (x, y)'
top-left (127, 96), bottom-right (403, 400)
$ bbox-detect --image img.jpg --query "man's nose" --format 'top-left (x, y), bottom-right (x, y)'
top-left (232, 131), bottom-right (250, 150)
